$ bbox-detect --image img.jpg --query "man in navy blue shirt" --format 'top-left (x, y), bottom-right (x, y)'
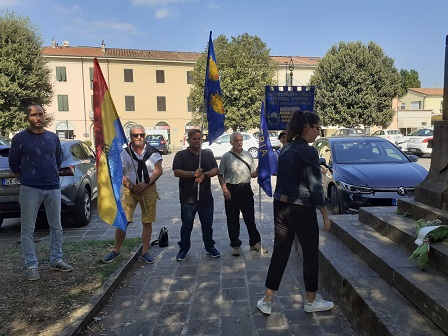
top-left (9, 105), bottom-right (73, 281)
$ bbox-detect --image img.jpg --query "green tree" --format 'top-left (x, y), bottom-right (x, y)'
top-left (399, 69), bottom-right (421, 97)
top-left (0, 10), bottom-right (53, 134)
top-left (309, 41), bottom-right (400, 128)
top-left (188, 33), bottom-right (278, 132)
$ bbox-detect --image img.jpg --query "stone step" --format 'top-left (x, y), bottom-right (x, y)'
top-left (359, 207), bottom-right (448, 276)
top-left (397, 198), bottom-right (448, 225)
top-left (318, 231), bottom-right (445, 336)
top-left (329, 214), bottom-right (448, 334)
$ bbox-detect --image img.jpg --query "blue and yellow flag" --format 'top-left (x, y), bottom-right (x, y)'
top-left (204, 31), bottom-right (225, 144)
top-left (93, 58), bottom-right (128, 232)
top-left (257, 102), bottom-right (277, 197)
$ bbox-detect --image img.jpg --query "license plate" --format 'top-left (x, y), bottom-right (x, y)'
top-left (2, 177), bottom-right (20, 186)
top-left (409, 148), bottom-right (416, 152)
top-left (392, 199), bottom-right (397, 205)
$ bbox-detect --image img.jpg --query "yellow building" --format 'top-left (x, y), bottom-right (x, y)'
top-left (397, 88), bottom-right (443, 134)
top-left (42, 41), bottom-right (319, 150)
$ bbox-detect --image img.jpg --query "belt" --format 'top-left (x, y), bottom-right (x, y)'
top-left (227, 183), bottom-right (250, 187)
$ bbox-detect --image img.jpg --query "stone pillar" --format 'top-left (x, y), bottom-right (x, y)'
top-left (414, 35), bottom-right (448, 210)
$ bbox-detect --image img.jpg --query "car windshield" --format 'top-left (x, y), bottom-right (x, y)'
top-left (349, 129), bottom-right (365, 135)
top-left (416, 129), bottom-right (433, 136)
top-left (389, 130), bottom-right (401, 135)
top-left (0, 137), bottom-right (11, 146)
top-left (333, 140), bottom-right (410, 164)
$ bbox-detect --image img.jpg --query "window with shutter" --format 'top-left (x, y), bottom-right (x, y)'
top-left (89, 67), bottom-right (94, 89)
top-left (57, 95), bottom-right (69, 111)
top-left (125, 96), bottom-right (135, 111)
top-left (187, 71), bottom-right (193, 84)
top-left (124, 69), bottom-right (134, 82)
top-left (156, 70), bottom-right (165, 83)
top-left (157, 96), bottom-right (166, 111)
top-left (56, 67), bottom-right (67, 82)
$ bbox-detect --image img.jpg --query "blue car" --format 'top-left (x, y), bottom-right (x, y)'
top-left (313, 136), bottom-right (428, 214)
top-left (145, 134), bottom-right (169, 155)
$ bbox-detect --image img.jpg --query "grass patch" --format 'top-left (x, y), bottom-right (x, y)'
top-left (0, 237), bottom-right (141, 336)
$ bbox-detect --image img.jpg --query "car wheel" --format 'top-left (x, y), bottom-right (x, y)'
top-left (248, 147), bottom-right (258, 159)
top-left (330, 186), bottom-right (346, 215)
top-left (0, 217), bottom-right (3, 228)
top-left (72, 189), bottom-right (91, 227)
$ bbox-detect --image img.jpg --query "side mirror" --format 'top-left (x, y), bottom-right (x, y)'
top-left (408, 155), bottom-right (419, 162)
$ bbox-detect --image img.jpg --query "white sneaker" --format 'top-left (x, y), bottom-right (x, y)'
top-left (232, 246), bottom-right (241, 256)
top-left (303, 294), bottom-right (334, 313)
top-left (257, 298), bottom-right (272, 315)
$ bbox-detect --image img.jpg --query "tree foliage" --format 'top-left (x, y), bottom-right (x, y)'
top-left (399, 69), bottom-right (421, 97)
top-left (309, 41), bottom-right (400, 128)
top-left (0, 10), bottom-right (53, 134)
top-left (188, 33), bottom-right (278, 132)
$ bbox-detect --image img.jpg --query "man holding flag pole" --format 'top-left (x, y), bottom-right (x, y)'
top-left (93, 59), bottom-right (162, 264)
top-left (171, 32), bottom-right (223, 261)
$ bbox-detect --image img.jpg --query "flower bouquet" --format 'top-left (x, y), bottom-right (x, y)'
top-left (409, 219), bottom-right (448, 269)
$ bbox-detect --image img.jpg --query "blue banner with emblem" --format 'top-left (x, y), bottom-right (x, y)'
top-left (265, 86), bottom-right (315, 130)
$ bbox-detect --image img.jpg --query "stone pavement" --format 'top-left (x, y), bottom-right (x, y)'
top-left (80, 154), bottom-right (355, 336)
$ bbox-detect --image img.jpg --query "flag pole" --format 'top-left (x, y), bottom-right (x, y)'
top-left (258, 185), bottom-right (263, 254)
top-left (197, 31), bottom-right (213, 201)
top-left (197, 103), bottom-right (206, 201)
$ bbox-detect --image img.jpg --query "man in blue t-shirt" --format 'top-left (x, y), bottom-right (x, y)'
top-left (9, 105), bottom-right (73, 281)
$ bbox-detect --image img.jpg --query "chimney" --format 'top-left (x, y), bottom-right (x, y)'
top-left (101, 40), bottom-right (106, 54)
top-left (51, 37), bottom-right (56, 48)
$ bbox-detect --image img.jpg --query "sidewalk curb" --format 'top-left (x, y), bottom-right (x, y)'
top-left (61, 245), bottom-right (143, 336)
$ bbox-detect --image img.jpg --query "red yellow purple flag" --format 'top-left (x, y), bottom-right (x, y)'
top-left (93, 58), bottom-right (128, 232)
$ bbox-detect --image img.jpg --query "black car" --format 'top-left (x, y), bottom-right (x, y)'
top-left (145, 134), bottom-right (169, 155)
top-left (313, 136), bottom-right (428, 214)
top-left (0, 140), bottom-right (97, 228)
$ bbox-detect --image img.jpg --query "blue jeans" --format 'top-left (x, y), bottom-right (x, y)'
top-left (19, 185), bottom-right (63, 268)
top-left (178, 200), bottom-right (215, 251)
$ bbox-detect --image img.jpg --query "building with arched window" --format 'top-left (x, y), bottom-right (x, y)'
top-left (42, 42), bottom-right (319, 150)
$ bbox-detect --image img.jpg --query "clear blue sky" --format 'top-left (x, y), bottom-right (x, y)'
top-left (1, 0), bottom-right (447, 88)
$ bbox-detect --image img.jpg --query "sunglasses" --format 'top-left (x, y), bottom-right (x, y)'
top-left (131, 133), bottom-right (145, 138)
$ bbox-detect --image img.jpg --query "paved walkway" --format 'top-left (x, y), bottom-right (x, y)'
top-left (80, 157), bottom-right (355, 336)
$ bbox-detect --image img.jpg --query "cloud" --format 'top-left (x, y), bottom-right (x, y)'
top-left (207, 3), bottom-right (220, 9)
top-left (52, 3), bottom-right (82, 15)
top-left (0, 0), bottom-right (23, 8)
top-left (155, 7), bottom-right (179, 18)
top-left (132, 0), bottom-right (191, 6)
top-left (93, 20), bottom-right (137, 32)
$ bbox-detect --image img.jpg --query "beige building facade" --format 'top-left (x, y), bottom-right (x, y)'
top-left (42, 42), bottom-right (319, 150)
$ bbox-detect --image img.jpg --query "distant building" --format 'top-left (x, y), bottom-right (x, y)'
top-left (41, 41), bottom-right (319, 149)
top-left (397, 88), bottom-right (442, 134)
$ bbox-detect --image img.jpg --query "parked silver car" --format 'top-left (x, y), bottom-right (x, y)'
top-left (371, 129), bottom-right (402, 143)
top-left (253, 131), bottom-right (281, 150)
top-left (0, 140), bottom-right (97, 228)
top-left (395, 128), bottom-right (433, 152)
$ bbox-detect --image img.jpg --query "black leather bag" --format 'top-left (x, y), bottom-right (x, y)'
top-left (151, 227), bottom-right (168, 247)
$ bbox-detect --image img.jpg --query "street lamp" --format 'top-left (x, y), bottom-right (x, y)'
top-left (288, 57), bottom-right (294, 87)
top-left (284, 62), bottom-right (288, 86)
